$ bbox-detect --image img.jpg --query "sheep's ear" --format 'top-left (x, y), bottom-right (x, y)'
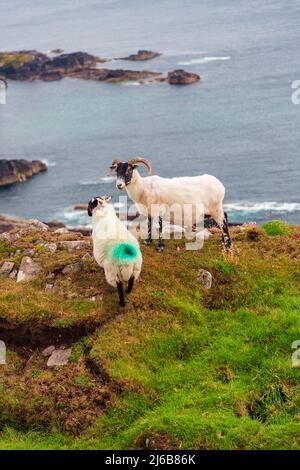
top-left (102, 195), bottom-right (112, 202)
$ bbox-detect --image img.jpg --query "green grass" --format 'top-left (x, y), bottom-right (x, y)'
top-left (0, 226), bottom-right (300, 449)
top-left (262, 220), bottom-right (290, 236)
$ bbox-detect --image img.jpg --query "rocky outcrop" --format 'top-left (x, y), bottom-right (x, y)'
top-left (69, 67), bottom-right (161, 82)
top-left (0, 215), bottom-right (49, 234)
top-left (118, 50), bottom-right (162, 61)
top-left (51, 48), bottom-right (64, 54)
top-left (0, 50), bottom-right (162, 83)
top-left (0, 50), bottom-right (202, 86)
top-left (167, 69), bottom-right (200, 85)
top-left (0, 159), bottom-right (47, 186)
top-left (0, 51), bottom-right (99, 81)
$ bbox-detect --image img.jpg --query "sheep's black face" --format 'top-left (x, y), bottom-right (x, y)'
top-left (88, 195), bottom-right (111, 216)
top-left (115, 163), bottom-right (135, 190)
top-left (88, 198), bottom-right (99, 216)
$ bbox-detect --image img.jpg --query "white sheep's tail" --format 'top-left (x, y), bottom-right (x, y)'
top-left (108, 242), bottom-right (139, 263)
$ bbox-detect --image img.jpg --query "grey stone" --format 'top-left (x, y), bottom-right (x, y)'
top-left (44, 242), bottom-right (57, 253)
top-left (59, 240), bottom-right (89, 252)
top-left (0, 261), bottom-right (15, 276)
top-left (23, 249), bottom-right (35, 256)
top-left (62, 262), bottom-right (82, 275)
top-left (197, 269), bottom-right (212, 289)
top-left (82, 253), bottom-right (93, 260)
top-left (88, 295), bottom-right (103, 302)
top-left (47, 348), bottom-right (72, 367)
top-left (17, 256), bottom-right (42, 283)
top-left (9, 269), bottom-right (18, 279)
top-left (54, 228), bottom-right (69, 234)
top-left (41, 345), bottom-right (55, 357)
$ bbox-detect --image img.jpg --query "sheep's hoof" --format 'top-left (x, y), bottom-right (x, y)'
top-left (156, 245), bottom-right (164, 253)
top-left (143, 239), bottom-right (152, 246)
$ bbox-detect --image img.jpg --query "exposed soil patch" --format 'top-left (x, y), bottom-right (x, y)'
top-left (0, 319), bottom-right (100, 358)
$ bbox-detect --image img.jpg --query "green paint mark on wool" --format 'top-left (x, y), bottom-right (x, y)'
top-left (110, 243), bottom-right (138, 261)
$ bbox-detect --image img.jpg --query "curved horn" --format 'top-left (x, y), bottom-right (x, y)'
top-left (128, 156), bottom-right (152, 174)
top-left (107, 158), bottom-right (122, 176)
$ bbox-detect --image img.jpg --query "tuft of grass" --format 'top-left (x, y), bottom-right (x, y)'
top-left (262, 220), bottom-right (290, 236)
top-left (0, 52), bottom-right (33, 68)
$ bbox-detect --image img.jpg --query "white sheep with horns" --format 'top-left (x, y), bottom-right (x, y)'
top-left (88, 195), bottom-right (142, 306)
top-left (108, 157), bottom-right (232, 252)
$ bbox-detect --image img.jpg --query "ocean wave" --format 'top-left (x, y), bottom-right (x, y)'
top-left (224, 201), bottom-right (300, 213)
top-left (121, 81), bottom-right (141, 86)
top-left (53, 201), bottom-right (125, 228)
top-left (178, 56), bottom-right (231, 66)
top-left (54, 207), bottom-right (91, 228)
top-left (80, 176), bottom-right (116, 185)
top-left (42, 159), bottom-right (57, 168)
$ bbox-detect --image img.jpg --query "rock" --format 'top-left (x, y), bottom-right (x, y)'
top-left (62, 262), bottom-right (82, 275)
top-left (0, 232), bottom-right (15, 242)
top-left (167, 69), bottom-right (200, 85)
top-left (47, 348), bottom-right (72, 367)
top-left (69, 227), bottom-right (92, 236)
top-left (51, 48), bottom-right (64, 54)
top-left (197, 269), bottom-right (212, 289)
top-left (0, 261), bottom-right (15, 276)
top-left (47, 220), bottom-right (66, 229)
top-left (0, 215), bottom-right (49, 234)
top-left (88, 295), bottom-right (103, 302)
top-left (43, 242), bottom-right (57, 253)
top-left (58, 240), bottom-right (89, 251)
top-left (41, 345), bottom-right (55, 357)
top-left (18, 221), bottom-right (49, 235)
top-left (69, 67), bottom-right (161, 82)
top-left (0, 159), bottom-right (47, 186)
top-left (54, 228), bottom-right (69, 234)
top-left (45, 283), bottom-right (55, 292)
top-left (9, 269), bottom-right (18, 279)
top-left (118, 50), bottom-right (162, 61)
top-left (23, 249), bottom-right (35, 256)
top-left (41, 71), bottom-right (63, 81)
top-left (0, 50), bottom-right (97, 81)
top-left (82, 253), bottom-right (93, 260)
top-left (74, 203), bottom-right (88, 210)
top-left (17, 256), bottom-right (42, 283)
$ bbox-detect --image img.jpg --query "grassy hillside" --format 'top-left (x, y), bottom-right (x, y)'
top-left (0, 224), bottom-right (299, 450)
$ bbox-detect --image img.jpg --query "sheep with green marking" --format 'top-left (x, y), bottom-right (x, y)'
top-left (88, 195), bottom-right (142, 306)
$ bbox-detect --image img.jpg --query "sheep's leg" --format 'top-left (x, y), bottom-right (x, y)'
top-left (117, 281), bottom-right (125, 307)
top-left (156, 216), bottom-right (165, 252)
top-left (126, 275), bottom-right (135, 294)
top-left (143, 216), bottom-right (153, 245)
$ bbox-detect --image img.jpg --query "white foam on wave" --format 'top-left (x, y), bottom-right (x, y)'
top-left (42, 159), bottom-right (57, 168)
top-left (224, 201), bottom-right (300, 213)
top-left (121, 81), bottom-right (141, 87)
top-left (80, 176), bottom-right (116, 185)
top-left (53, 207), bottom-right (91, 228)
top-left (53, 201), bottom-right (126, 229)
top-left (178, 56), bottom-right (231, 66)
